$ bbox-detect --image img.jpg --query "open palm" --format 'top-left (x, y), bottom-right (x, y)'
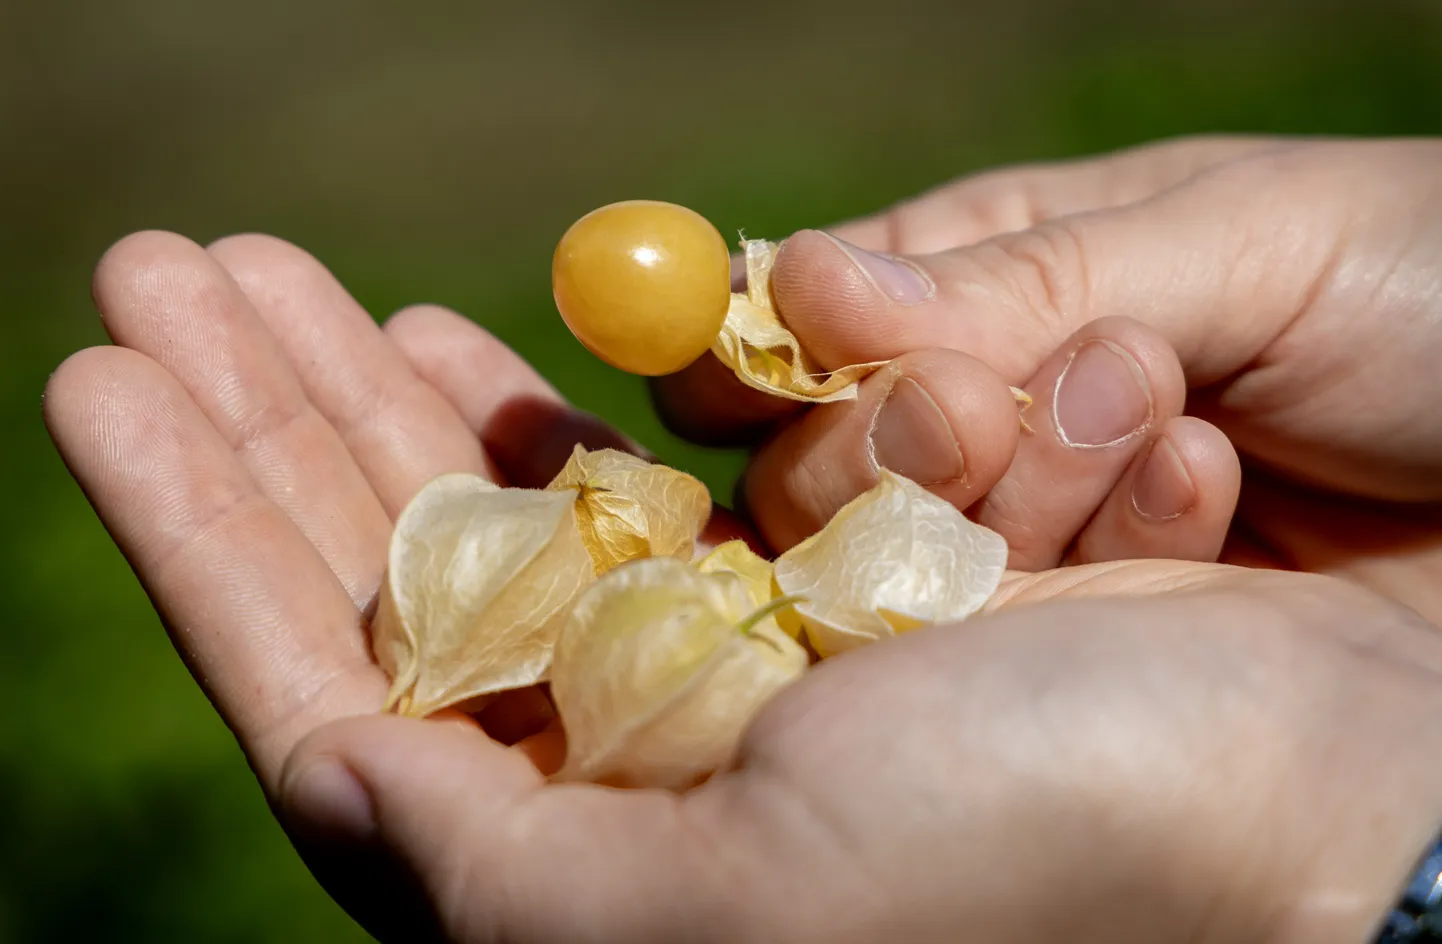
top-left (43, 230), bottom-right (655, 793)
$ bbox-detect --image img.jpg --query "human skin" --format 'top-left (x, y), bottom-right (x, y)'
top-left (654, 135), bottom-right (1442, 627)
top-left (40, 134), bottom-right (1442, 943)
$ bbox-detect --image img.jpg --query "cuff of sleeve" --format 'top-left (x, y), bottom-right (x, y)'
top-left (1376, 838), bottom-right (1442, 943)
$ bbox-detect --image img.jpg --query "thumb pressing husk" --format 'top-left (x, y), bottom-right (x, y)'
top-left (711, 239), bottom-right (887, 402)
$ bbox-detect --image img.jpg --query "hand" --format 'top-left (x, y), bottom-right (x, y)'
top-left (654, 136), bottom-right (1442, 624)
top-left (40, 230), bottom-right (669, 937)
top-left (273, 568), bottom-right (1442, 944)
top-left (45, 228), bottom-right (1442, 944)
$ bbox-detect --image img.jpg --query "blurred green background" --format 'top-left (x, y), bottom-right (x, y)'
top-left (4, 0), bottom-right (1441, 939)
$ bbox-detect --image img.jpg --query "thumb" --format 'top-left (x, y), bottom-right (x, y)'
top-left (768, 143), bottom-right (1349, 388)
top-left (278, 713), bottom-right (720, 943)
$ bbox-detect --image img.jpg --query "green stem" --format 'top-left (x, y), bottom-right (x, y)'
top-left (737, 594), bottom-right (806, 650)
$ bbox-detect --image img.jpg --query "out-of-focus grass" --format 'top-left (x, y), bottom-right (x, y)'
top-left (3, 1), bottom-right (1440, 939)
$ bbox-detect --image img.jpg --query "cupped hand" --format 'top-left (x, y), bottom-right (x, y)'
top-left (45, 229), bottom-right (1442, 944)
top-left (654, 136), bottom-right (1442, 623)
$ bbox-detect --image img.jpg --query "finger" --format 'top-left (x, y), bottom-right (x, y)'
top-left (43, 347), bottom-right (387, 791)
top-left (208, 235), bottom-right (492, 515)
top-left (472, 685), bottom-right (556, 746)
top-left (766, 141), bottom-right (1348, 385)
top-left (824, 134), bottom-right (1288, 254)
top-left (652, 136), bottom-right (1287, 451)
top-left (281, 714), bottom-right (720, 942)
top-left (973, 317), bottom-right (1186, 572)
top-left (741, 348), bottom-right (1021, 552)
top-left (383, 304), bottom-right (646, 487)
top-left (92, 231), bottom-right (392, 607)
top-left (387, 305), bottom-right (761, 555)
top-left (648, 351), bottom-right (804, 448)
top-left (1067, 416), bottom-right (1242, 566)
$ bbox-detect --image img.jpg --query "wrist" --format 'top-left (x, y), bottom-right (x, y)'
top-left (1181, 580), bottom-right (1442, 944)
top-left (1261, 614), bottom-right (1442, 944)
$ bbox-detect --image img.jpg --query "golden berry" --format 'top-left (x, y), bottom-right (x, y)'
top-left (552, 200), bottom-right (731, 376)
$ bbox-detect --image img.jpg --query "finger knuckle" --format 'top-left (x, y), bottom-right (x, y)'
top-left (986, 219), bottom-right (1092, 336)
top-left (978, 488), bottom-right (1051, 567)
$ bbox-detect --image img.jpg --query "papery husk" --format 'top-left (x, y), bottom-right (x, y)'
top-left (547, 445), bottom-right (712, 575)
top-left (373, 472), bottom-right (595, 717)
top-left (550, 556), bottom-right (808, 790)
top-left (695, 539), bottom-right (774, 609)
top-left (773, 470), bottom-right (1007, 658)
top-left (711, 239), bottom-right (888, 402)
top-left (716, 238), bottom-right (1036, 429)
top-left (694, 539), bottom-right (809, 642)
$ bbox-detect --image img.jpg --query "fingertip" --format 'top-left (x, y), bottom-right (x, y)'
top-left (206, 230), bottom-right (308, 264)
top-left (874, 348), bottom-right (1020, 502)
top-left (280, 712), bottom-right (534, 944)
top-left (1054, 315), bottom-right (1188, 428)
top-left (43, 345), bottom-right (115, 425)
top-left (1142, 416), bottom-right (1241, 523)
top-left (92, 230), bottom-right (215, 334)
top-left (42, 345), bottom-right (181, 466)
top-left (281, 750), bottom-right (379, 846)
top-left (94, 229), bottom-right (202, 287)
top-left (743, 348), bottom-right (1022, 552)
top-left (383, 301), bottom-right (473, 335)
top-left (283, 712), bottom-right (542, 819)
top-left (382, 302), bottom-right (525, 389)
top-left (1069, 417), bottom-right (1240, 566)
top-left (769, 229), bottom-right (910, 369)
top-left (1129, 435), bottom-right (1198, 523)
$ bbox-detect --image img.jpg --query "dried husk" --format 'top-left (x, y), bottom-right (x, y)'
top-left (373, 472), bottom-right (596, 717)
top-left (711, 239), bottom-right (888, 402)
top-left (547, 445), bottom-right (712, 575)
top-left (773, 470), bottom-right (1008, 658)
top-left (714, 238), bottom-right (1035, 428)
top-left (694, 538), bottom-right (810, 642)
top-left (695, 539), bottom-right (774, 609)
top-left (550, 556), bottom-right (808, 790)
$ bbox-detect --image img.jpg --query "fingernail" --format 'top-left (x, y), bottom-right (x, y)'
top-left (283, 757), bottom-right (377, 843)
top-left (1131, 436), bottom-right (1196, 520)
top-left (822, 233), bottom-right (934, 305)
top-left (870, 376), bottom-right (964, 485)
top-left (1052, 340), bottom-right (1153, 447)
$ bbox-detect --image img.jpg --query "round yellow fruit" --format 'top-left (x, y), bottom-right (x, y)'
top-left (552, 200), bottom-right (732, 376)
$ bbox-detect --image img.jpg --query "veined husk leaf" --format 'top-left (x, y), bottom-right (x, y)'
top-left (547, 445), bottom-right (712, 575)
top-left (373, 472), bottom-right (595, 717)
top-left (712, 239), bottom-right (888, 402)
top-left (551, 556), bottom-right (808, 790)
top-left (773, 470), bottom-right (1007, 658)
